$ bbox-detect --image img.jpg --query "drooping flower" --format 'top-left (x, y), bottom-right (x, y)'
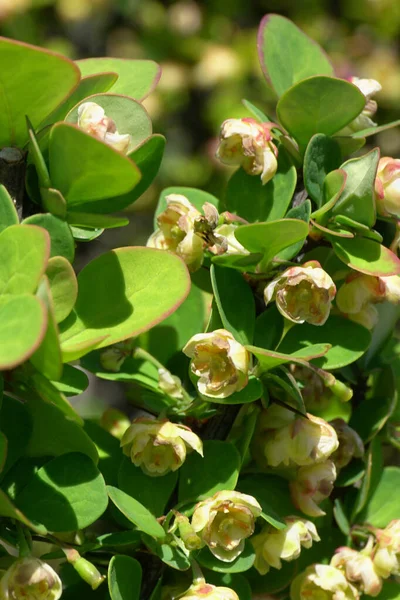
top-left (120, 417), bottom-right (203, 476)
top-left (158, 368), bottom-right (184, 399)
top-left (264, 261), bottom-right (336, 326)
top-left (290, 564), bottom-right (360, 600)
top-left (179, 582), bottom-right (239, 600)
top-left (329, 419), bottom-right (364, 471)
top-left (340, 77), bottom-right (382, 134)
top-left (77, 101), bottom-right (131, 153)
top-left (290, 461), bottom-right (337, 517)
top-left (331, 545), bottom-right (382, 597)
top-left (0, 558), bottom-right (62, 600)
top-left (100, 407), bottom-right (131, 440)
top-left (373, 520), bottom-right (400, 578)
top-left (183, 329), bottom-right (250, 399)
top-left (191, 490), bottom-right (262, 562)
top-left (252, 517), bottom-right (320, 575)
top-left (216, 118), bottom-right (278, 184)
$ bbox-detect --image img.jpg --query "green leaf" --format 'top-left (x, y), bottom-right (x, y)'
top-left (70, 225), bottom-right (103, 241)
top-left (224, 146), bottom-right (297, 222)
top-left (198, 376), bottom-right (263, 405)
top-left (336, 460), bottom-right (365, 487)
top-left (40, 187), bottom-right (67, 219)
top-left (0, 185), bottom-right (18, 232)
top-left (23, 214), bottom-right (75, 264)
top-left (303, 134), bottom-right (342, 208)
top-left (142, 534), bottom-right (191, 571)
top-left (238, 474), bottom-right (294, 528)
top-left (59, 247), bottom-right (190, 361)
top-left (107, 486), bottom-right (166, 539)
top-left (247, 343), bottom-right (330, 374)
top-left (278, 200), bottom-right (311, 261)
top-left (246, 560), bottom-right (296, 595)
top-left (53, 364), bottom-right (89, 396)
top-left (84, 420), bottom-right (120, 486)
top-left (0, 488), bottom-right (47, 534)
top-left (0, 432), bottom-right (6, 474)
top-left (351, 119), bottom-right (400, 139)
top-left (155, 187), bottom-right (219, 226)
top-left (196, 541), bottom-right (255, 573)
top-left (253, 305), bottom-right (284, 350)
top-left (66, 213), bottom-right (129, 230)
top-left (211, 252), bottom-right (262, 273)
top-left (332, 149), bottom-right (379, 227)
top-left (277, 315), bottom-right (372, 369)
top-left (264, 369), bottom-right (306, 415)
top-left (49, 123), bottom-right (141, 208)
top-left (30, 277), bottom-right (62, 381)
top-left (0, 224), bottom-right (50, 297)
top-left (108, 555), bottom-right (142, 600)
top-left (235, 219), bottom-right (309, 268)
top-left (15, 453), bottom-right (108, 531)
top-left (277, 77), bottom-right (365, 151)
top-left (179, 440), bottom-right (241, 503)
top-left (378, 582), bottom-right (400, 600)
top-left (0, 395), bottom-right (32, 477)
top-left (65, 93), bottom-right (152, 154)
top-left (26, 116), bottom-right (51, 189)
top-left (103, 135), bottom-right (166, 214)
top-left (24, 391), bottom-right (98, 461)
top-left (0, 38), bottom-right (79, 147)
top-left (257, 14), bottom-right (333, 97)
top-left (40, 72), bottom-right (118, 129)
top-left (311, 169), bottom-right (347, 221)
top-left (46, 256), bottom-right (78, 323)
top-left (118, 456), bottom-right (177, 517)
top-left (351, 438), bottom-right (382, 521)
top-left (76, 58), bottom-right (161, 101)
top-left (359, 466), bottom-right (400, 527)
top-left (211, 265), bottom-right (255, 345)
top-left (0, 295), bottom-right (47, 370)
top-left (333, 499), bottom-right (350, 535)
top-left (242, 99), bottom-right (272, 123)
top-left (331, 236), bottom-right (400, 276)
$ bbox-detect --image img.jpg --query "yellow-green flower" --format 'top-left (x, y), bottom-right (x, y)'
top-left (290, 461), bottom-right (337, 517)
top-left (290, 564), bottom-right (360, 600)
top-left (373, 520), bottom-right (400, 578)
top-left (179, 582), bottom-right (239, 600)
top-left (0, 558), bottom-right (62, 600)
top-left (331, 545), bottom-right (382, 597)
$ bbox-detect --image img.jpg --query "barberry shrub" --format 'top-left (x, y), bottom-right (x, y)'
top-left (0, 14), bottom-right (399, 600)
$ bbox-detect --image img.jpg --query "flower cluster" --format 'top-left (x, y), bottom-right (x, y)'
top-left (120, 417), bottom-right (203, 476)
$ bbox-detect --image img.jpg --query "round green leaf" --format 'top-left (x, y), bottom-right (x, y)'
top-left (277, 315), bottom-right (372, 369)
top-left (53, 364), bottom-right (89, 396)
top-left (77, 58), bottom-right (161, 101)
top-left (277, 77), bottom-right (365, 150)
top-left (66, 93), bottom-right (152, 154)
top-left (46, 256), bottom-right (78, 323)
top-left (15, 452), bottom-right (108, 531)
top-left (0, 37), bottom-right (80, 147)
top-left (0, 488), bottom-right (47, 534)
top-left (0, 295), bottom-right (47, 370)
top-left (49, 123), bottom-right (141, 207)
top-left (331, 237), bottom-right (400, 276)
top-left (179, 440), bottom-right (241, 504)
top-left (257, 14), bottom-right (333, 97)
top-left (196, 541), bottom-right (255, 573)
top-left (107, 486), bottom-right (166, 539)
top-left (0, 224), bottom-right (50, 297)
top-left (23, 214), bottom-right (75, 263)
top-left (108, 555), bottom-right (142, 600)
top-left (0, 395), bottom-right (32, 476)
top-left (303, 134), bottom-right (342, 208)
top-left (59, 247), bottom-right (190, 361)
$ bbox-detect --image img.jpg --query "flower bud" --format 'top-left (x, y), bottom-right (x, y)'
top-left (183, 329), bottom-right (250, 399)
top-left (339, 77), bottom-right (382, 134)
top-left (174, 514), bottom-right (203, 551)
top-left (210, 224), bottom-right (249, 256)
top-left (256, 405), bottom-right (338, 468)
top-left (191, 490), bottom-right (262, 561)
top-left (373, 520), bottom-right (400, 578)
top-left (147, 194), bottom-right (205, 272)
top-left (264, 261), bottom-right (336, 326)
top-left (290, 461), bottom-right (337, 517)
top-left (291, 564), bottom-right (360, 600)
top-left (329, 419), bottom-right (364, 470)
top-left (331, 546), bottom-right (382, 597)
top-left (120, 417), bottom-right (203, 476)
top-left (100, 408), bottom-right (131, 440)
top-left (375, 157), bottom-right (400, 218)
top-left (179, 582), bottom-right (239, 600)
top-left (0, 558), bottom-right (62, 600)
top-left (99, 343), bottom-right (131, 372)
top-left (77, 101), bottom-right (131, 154)
top-left (252, 517), bottom-right (320, 575)
top-left (64, 548), bottom-right (105, 590)
top-left (216, 118), bottom-right (278, 184)
top-left (158, 368), bottom-right (184, 399)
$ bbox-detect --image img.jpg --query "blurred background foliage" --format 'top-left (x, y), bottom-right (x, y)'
top-left (3, 0), bottom-right (400, 243)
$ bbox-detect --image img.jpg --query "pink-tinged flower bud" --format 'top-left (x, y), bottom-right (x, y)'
top-left (183, 329), bottom-right (250, 399)
top-left (329, 419), bottom-right (364, 470)
top-left (339, 77), bottom-right (382, 134)
top-left (158, 368), bottom-right (184, 399)
top-left (100, 408), bottom-right (131, 440)
top-left (180, 582), bottom-right (239, 600)
top-left (331, 546), bottom-right (382, 597)
top-left (77, 101), bottom-right (131, 154)
top-left (0, 558), bottom-right (62, 600)
top-left (375, 157), bottom-right (400, 218)
top-left (252, 517), bottom-right (320, 575)
top-left (191, 490), bottom-right (262, 562)
top-left (373, 520), bottom-right (400, 578)
top-left (120, 417), bottom-right (203, 477)
top-left (216, 118), bottom-right (278, 184)
top-left (291, 564), bottom-right (360, 600)
top-left (147, 194), bottom-right (205, 272)
top-left (256, 405), bottom-right (338, 468)
top-left (264, 262), bottom-right (336, 326)
top-left (290, 461), bottom-right (337, 517)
